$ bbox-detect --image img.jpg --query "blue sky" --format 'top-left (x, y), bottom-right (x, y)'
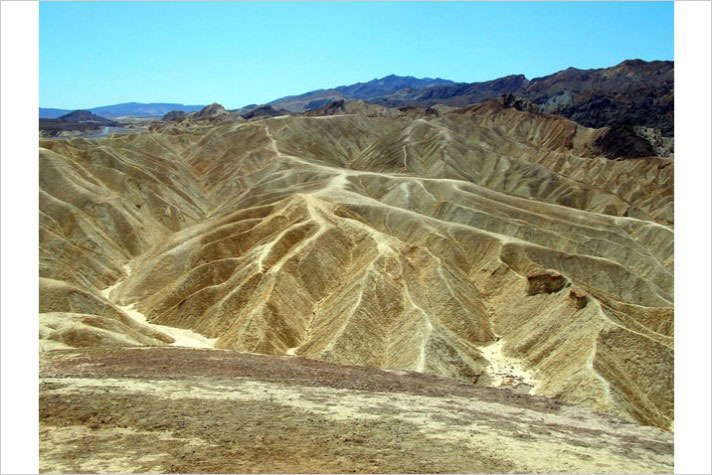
top-left (40, 1), bottom-right (673, 109)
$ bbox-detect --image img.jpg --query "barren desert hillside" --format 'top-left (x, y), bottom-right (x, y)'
top-left (39, 98), bottom-right (673, 437)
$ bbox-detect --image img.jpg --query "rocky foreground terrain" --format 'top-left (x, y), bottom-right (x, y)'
top-left (40, 348), bottom-right (672, 474)
top-left (39, 97), bottom-right (673, 473)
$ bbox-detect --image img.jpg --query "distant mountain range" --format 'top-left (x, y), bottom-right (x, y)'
top-left (39, 102), bottom-right (205, 119)
top-left (41, 59), bottom-right (673, 135)
top-left (39, 109), bottom-right (119, 137)
top-left (39, 77), bottom-right (454, 119)
top-left (268, 75), bottom-right (454, 112)
top-left (268, 60), bottom-right (672, 135)
top-left (368, 60), bottom-right (674, 136)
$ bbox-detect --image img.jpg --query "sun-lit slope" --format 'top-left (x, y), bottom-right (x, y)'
top-left (39, 103), bottom-right (673, 429)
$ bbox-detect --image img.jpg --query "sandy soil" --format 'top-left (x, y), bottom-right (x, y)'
top-left (40, 347), bottom-right (673, 474)
top-left (478, 339), bottom-right (537, 393)
top-left (117, 303), bottom-right (217, 348)
top-left (101, 265), bottom-right (217, 349)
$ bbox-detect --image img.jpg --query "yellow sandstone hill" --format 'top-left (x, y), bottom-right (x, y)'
top-left (39, 99), bottom-right (673, 433)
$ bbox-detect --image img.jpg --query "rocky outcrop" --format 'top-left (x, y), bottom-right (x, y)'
top-left (303, 99), bottom-right (354, 117)
top-left (568, 287), bottom-right (589, 309)
top-left (305, 99), bottom-right (417, 119)
top-left (192, 102), bottom-right (229, 119)
top-left (149, 103), bottom-right (239, 131)
top-left (500, 93), bottom-right (540, 113)
top-left (241, 105), bottom-right (291, 120)
top-left (634, 126), bottom-right (674, 157)
top-left (526, 269), bottom-right (568, 295)
top-left (594, 124), bottom-right (658, 159)
top-left (161, 110), bottom-right (187, 122)
top-left (524, 60), bottom-right (674, 136)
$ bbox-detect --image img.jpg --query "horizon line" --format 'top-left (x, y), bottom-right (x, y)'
top-left (40, 57), bottom-right (674, 110)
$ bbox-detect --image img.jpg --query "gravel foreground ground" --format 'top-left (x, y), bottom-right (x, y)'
top-left (39, 347), bottom-right (673, 474)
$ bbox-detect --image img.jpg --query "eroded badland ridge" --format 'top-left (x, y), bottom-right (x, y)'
top-left (39, 87), bottom-right (673, 472)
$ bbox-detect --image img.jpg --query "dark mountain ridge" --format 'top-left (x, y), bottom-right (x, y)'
top-left (371, 74), bottom-right (530, 108)
top-left (268, 74), bottom-right (455, 112)
top-left (333, 74), bottom-right (454, 100)
top-left (265, 59), bottom-right (672, 135)
top-left (370, 60), bottom-right (674, 136)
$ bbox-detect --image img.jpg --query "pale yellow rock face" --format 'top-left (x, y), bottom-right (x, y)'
top-left (39, 102), bottom-right (673, 430)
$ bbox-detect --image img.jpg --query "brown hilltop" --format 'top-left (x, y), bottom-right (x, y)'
top-left (39, 100), bottom-right (673, 438)
top-left (191, 102), bottom-right (228, 119)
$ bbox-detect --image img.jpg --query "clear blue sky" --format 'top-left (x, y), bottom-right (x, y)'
top-left (40, 1), bottom-right (673, 109)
